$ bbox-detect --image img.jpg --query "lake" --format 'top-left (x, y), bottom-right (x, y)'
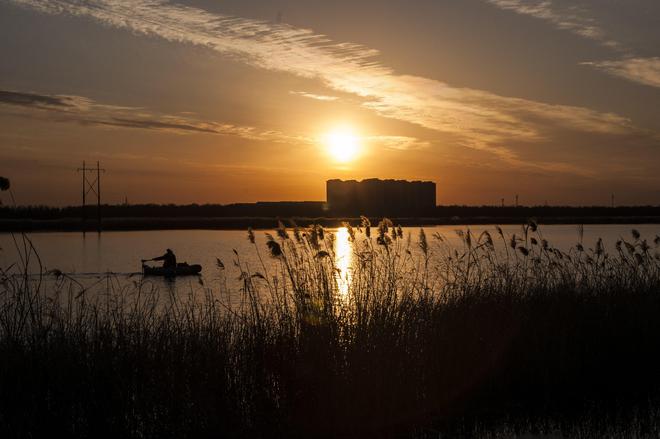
top-left (2, 224), bottom-right (659, 299)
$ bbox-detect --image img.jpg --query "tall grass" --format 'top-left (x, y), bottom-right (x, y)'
top-left (2, 220), bottom-right (660, 438)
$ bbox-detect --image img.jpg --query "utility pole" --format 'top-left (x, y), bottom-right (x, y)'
top-left (80, 160), bottom-right (86, 225)
top-left (611, 193), bottom-right (615, 208)
top-left (77, 161), bottom-right (106, 231)
top-left (97, 161), bottom-right (102, 228)
top-left (501, 198), bottom-right (505, 208)
top-left (515, 194), bottom-right (519, 208)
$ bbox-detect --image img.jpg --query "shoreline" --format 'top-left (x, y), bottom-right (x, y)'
top-left (3, 215), bottom-right (660, 232)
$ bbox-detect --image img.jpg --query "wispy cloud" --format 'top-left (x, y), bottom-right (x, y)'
top-left (484, 0), bottom-right (621, 49)
top-left (289, 91), bottom-right (338, 101)
top-left (0, 90), bottom-right (89, 109)
top-left (485, 1), bottom-right (660, 89)
top-left (366, 135), bottom-right (430, 151)
top-left (8, 0), bottom-right (656, 174)
top-left (0, 88), bottom-right (305, 143)
top-left (583, 57), bottom-right (660, 89)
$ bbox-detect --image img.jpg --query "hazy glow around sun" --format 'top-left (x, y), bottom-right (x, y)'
top-left (324, 127), bottom-right (360, 163)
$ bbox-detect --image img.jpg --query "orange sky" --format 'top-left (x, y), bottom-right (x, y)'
top-left (1, 0), bottom-right (660, 206)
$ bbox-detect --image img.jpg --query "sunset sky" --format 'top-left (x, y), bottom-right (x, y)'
top-left (1, 0), bottom-right (660, 206)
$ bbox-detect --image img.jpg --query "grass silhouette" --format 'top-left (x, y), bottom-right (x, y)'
top-left (2, 220), bottom-right (660, 438)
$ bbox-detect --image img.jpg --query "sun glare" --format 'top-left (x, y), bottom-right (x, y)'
top-left (324, 127), bottom-right (360, 163)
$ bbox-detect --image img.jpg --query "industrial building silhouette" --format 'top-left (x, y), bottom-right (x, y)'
top-left (327, 178), bottom-right (436, 216)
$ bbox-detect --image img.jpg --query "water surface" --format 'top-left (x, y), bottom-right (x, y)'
top-left (2, 224), bottom-right (659, 298)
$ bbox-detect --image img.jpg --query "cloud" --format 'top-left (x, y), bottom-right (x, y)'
top-left (583, 57), bottom-right (660, 89)
top-left (289, 91), bottom-right (338, 101)
top-left (0, 90), bottom-right (92, 110)
top-left (485, 1), bottom-right (660, 90)
top-left (0, 88), bottom-right (304, 143)
top-left (8, 0), bottom-right (657, 174)
top-left (366, 135), bottom-right (430, 151)
top-left (96, 117), bottom-right (220, 134)
top-left (484, 0), bottom-right (621, 49)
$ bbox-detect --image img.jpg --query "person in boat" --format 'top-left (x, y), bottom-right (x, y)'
top-left (143, 249), bottom-right (177, 269)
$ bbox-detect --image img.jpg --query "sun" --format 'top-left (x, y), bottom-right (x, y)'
top-left (324, 127), bottom-right (360, 163)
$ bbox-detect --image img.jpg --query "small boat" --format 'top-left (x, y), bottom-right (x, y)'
top-left (142, 263), bottom-right (202, 277)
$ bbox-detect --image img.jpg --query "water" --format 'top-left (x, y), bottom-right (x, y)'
top-left (2, 224), bottom-right (659, 297)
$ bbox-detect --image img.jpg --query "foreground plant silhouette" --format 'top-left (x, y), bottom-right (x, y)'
top-left (2, 220), bottom-right (660, 438)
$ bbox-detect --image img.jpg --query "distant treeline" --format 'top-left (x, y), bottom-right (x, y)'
top-left (2, 201), bottom-right (660, 219)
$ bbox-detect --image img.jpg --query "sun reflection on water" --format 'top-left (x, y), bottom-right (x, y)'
top-left (334, 227), bottom-right (353, 297)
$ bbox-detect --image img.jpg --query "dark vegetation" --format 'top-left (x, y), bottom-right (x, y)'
top-left (3, 203), bottom-right (660, 232)
top-left (2, 220), bottom-right (660, 438)
top-left (4, 202), bottom-right (660, 220)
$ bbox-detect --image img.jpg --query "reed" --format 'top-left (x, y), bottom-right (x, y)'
top-left (2, 222), bottom-right (660, 438)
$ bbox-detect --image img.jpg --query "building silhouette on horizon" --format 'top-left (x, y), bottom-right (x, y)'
top-left (326, 178), bottom-right (436, 216)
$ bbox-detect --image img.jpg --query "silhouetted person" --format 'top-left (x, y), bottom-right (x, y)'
top-left (0, 176), bottom-right (10, 191)
top-left (143, 249), bottom-right (177, 269)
